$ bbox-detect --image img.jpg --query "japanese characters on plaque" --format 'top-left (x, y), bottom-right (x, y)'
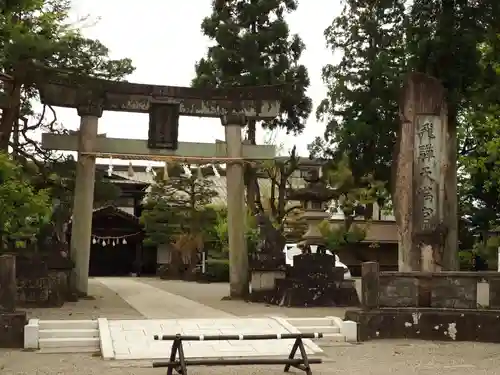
top-left (415, 116), bottom-right (441, 228)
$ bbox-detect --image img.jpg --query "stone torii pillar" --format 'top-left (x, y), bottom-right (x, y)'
top-left (222, 114), bottom-right (248, 298)
top-left (70, 101), bottom-right (102, 295)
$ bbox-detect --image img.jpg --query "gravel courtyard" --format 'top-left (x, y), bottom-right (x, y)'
top-left (1, 277), bottom-right (499, 375)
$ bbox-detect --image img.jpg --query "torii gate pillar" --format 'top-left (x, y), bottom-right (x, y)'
top-left (70, 104), bottom-right (102, 295)
top-left (222, 114), bottom-right (248, 298)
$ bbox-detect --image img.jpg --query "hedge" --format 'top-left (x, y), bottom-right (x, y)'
top-left (203, 258), bottom-right (229, 282)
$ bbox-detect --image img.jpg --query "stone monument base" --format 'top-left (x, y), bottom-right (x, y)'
top-left (0, 311), bottom-right (27, 348)
top-left (345, 308), bottom-right (500, 343)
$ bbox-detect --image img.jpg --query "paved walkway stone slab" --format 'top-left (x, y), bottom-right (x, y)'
top-left (95, 278), bottom-right (233, 319)
top-left (107, 318), bottom-right (321, 360)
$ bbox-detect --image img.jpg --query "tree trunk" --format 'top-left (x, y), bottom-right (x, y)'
top-left (0, 81), bottom-right (21, 151)
top-left (443, 107), bottom-right (459, 270)
top-left (244, 119), bottom-right (262, 214)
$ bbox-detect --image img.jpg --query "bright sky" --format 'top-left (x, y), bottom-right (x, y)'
top-left (50, 0), bottom-right (341, 163)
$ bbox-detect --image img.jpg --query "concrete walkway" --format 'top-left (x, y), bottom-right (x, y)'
top-left (95, 277), bottom-right (233, 319)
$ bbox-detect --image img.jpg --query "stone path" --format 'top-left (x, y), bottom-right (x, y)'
top-left (96, 278), bottom-right (321, 360)
top-left (107, 318), bottom-right (320, 360)
top-left (95, 277), bottom-right (233, 319)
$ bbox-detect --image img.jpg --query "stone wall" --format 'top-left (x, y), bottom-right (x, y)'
top-left (0, 254), bottom-right (27, 348)
top-left (361, 261), bottom-right (500, 309)
top-left (16, 254), bottom-right (74, 307)
top-left (346, 261), bottom-right (500, 343)
top-left (17, 270), bottom-right (71, 307)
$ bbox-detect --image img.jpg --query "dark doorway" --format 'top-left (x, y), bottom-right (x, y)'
top-left (69, 205), bottom-right (147, 276)
top-left (89, 237), bottom-right (137, 276)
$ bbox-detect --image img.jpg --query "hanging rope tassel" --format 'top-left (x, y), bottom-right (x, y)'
top-left (107, 156), bottom-right (114, 176)
top-left (128, 162), bottom-right (135, 177)
top-left (196, 165), bottom-right (204, 180)
top-left (183, 164), bottom-right (192, 177)
top-left (211, 164), bottom-right (220, 178)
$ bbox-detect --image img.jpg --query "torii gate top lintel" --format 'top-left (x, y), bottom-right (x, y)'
top-left (30, 66), bottom-right (284, 120)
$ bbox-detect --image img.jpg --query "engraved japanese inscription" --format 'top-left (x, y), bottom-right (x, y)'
top-left (148, 103), bottom-right (180, 150)
top-left (415, 115), bottom-right (441, 229)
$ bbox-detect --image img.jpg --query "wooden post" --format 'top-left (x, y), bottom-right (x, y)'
top-left (222, 114), bottom-right (249, 299)
top-left (69, 103), bottom-right (102, 295)
top-left (394, 73), bottom-right (454, 271)
top-left (0, 254), bottom-right (17, 312)
top-left (361, 261), bottom-right (379, 310)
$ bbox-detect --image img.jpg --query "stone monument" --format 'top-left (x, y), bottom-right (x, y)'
top-left (393, 72), bottom-right (457, 271)
top-left (0, 254), bottom-right (27, 348)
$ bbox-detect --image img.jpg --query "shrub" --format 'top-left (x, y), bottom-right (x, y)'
top-left (204, 259), bottom-right (229, 282)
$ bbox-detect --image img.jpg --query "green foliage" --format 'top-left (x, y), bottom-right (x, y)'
top-left (212, 206), bottom-right (259, 255)
top-left (314, 0), bottom-right (500, 245)
top-left (26, 156), bottom-right (121, 245)
top-left (192, 0), bottom-right (312, 135)
top-left (313, 0), bottom-right (407, 186)
top-left (318, 220), bottom-right (366, 252)
top-left (317, 156), bottom-right (386, 252)
top-left (458, 250), bottom-right (475, 271)
top-left (261, 146), bottom-right (301, 228)
top-left (326, 154), bottom-right (388, 221)
top-left (140, 170), bottom-right (218, 247)
top-left (459, 237), bottom-right (500, 271)
top-left (204, 258), bottom-right (229, 283)
top-left (0, 152), bottom-right (52, 249)
top-left (313, 0), bottom-right (499, 187)
top-left (0, 0), bottom-right (134, 155)
top-left (1, 0), bottom-right (134, 78)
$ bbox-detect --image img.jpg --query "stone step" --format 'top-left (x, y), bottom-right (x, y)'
top-left (39, 329), bottom-right (99, 339)
top-left (39, 337), bottom-right (100, 349)
top-left (38, 346), bottom-right (100, 354)
top-left (39, 320), bottom-right (98, 330)
top-left (286, 317), bottom-right (337, 327)
top-left (295, 325), bottom-right (341, 335)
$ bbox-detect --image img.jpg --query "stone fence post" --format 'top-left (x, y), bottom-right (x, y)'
top-left (0, 254), bottom-right (16, 312)
top-left (361, 261), bottom-right (380, 310)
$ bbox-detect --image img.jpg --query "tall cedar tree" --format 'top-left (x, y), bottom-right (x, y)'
top-left (314, 0), bottom-right (406, 189)
top-left (192, 0), bottom-right (312, 213)
top-left (317, 0), bottom-right (500, 268)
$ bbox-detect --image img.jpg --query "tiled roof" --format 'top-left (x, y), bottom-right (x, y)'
top-left (70, 205), bottom-right (139, 223)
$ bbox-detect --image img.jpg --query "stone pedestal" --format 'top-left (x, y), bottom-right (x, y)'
top-left (0, 311), bottom-right (27, 348)
top-left (249, 270), bottom-right (286, 302)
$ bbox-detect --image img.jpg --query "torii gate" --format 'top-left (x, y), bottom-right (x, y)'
top-left (31, 66), bottom-right (282, 298)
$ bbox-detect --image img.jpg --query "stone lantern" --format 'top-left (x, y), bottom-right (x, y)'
top-left (287, 166), bottom-right (360, 306)
top-left (287, 167), bottom-right (336, 249)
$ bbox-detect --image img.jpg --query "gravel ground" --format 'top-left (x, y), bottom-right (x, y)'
top-left (137, 278), bottom-right (354, 318)
top-left (1, 340), bottom-right (500, 375)
top-left (20, 278), bottom-right (144, 320)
